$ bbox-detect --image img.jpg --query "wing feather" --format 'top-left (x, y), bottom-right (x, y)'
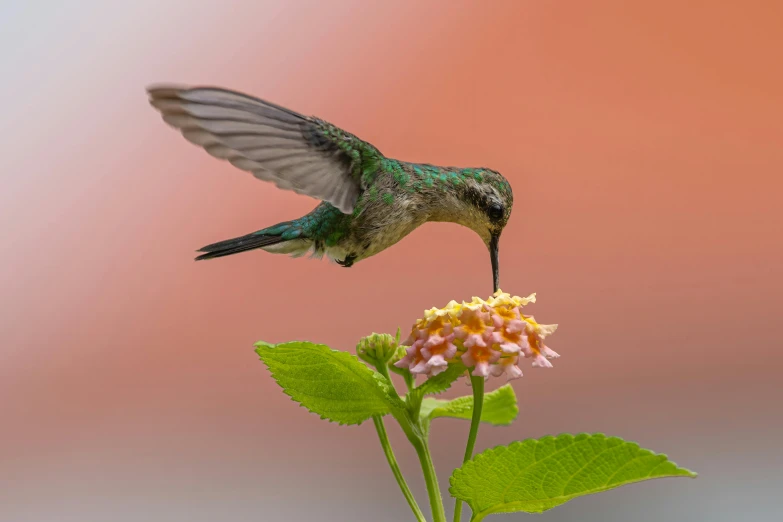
top-left (148, 84), bottom-right (381, 213)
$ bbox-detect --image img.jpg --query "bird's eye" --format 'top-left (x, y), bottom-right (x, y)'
top-left (488, 204), bottom-right (504, 221)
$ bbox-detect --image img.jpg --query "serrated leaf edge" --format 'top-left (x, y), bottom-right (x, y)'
top-left (255, 340), bottom-right (397, 426)
top-left (449, 433), bottom-right (697, 520)
top-left (416, 362), bottom-right (468, 396)
top-left (425, 384), bottom-right (519, 426)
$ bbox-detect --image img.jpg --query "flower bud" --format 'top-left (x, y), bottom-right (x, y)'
top-left (356, 329), bottom-right (400, 366)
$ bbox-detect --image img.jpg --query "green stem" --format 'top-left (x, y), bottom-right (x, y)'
top-left (372, 416), bottom-right (426, 522)
top-left (376, 362), bottom-right (394, 387)
top-left (403, 371), bottom-right (416, 391)
top-left (378, 358), bottom-right (445, 521)
top-left (453, 375), bottom-right (485, 522)
top-left (413, 438), bottom-right (447, 522)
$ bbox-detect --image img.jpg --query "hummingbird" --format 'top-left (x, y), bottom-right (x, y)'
top-left (147, 85), bottom-right (513, 291)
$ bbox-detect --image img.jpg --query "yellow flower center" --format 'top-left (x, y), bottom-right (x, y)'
top-left (425, 316), bottom-right (449, 336)
top-left (499, 327), bottom-right (523, 345)
top-left (521, 317), bottom-right (543, 354)
top-left (470, 345), bottom-right (493, 362)
top-left (527, 333), bottom-right (541, 354)
top-left (428, 339), bottom-right (451, 356)
top-left (493, 305), bottom-right (518, 323)
top-left (461, 312), bottom-right (487, 335)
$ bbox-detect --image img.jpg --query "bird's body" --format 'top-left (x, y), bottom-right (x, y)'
top-left (199, 160), bottom-right (512, 268)
top-left (148, 85), bottom-right (513, 290)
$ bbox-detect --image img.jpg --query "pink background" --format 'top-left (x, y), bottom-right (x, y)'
top-left (1, 1), bottom-right (781, 520)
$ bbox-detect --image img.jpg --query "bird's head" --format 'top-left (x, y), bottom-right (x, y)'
top-left (434, 169), bottom-right (513, 292)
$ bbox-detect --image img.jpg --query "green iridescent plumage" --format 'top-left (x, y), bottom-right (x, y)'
top-left (148, 84), bottom-right (514, 290)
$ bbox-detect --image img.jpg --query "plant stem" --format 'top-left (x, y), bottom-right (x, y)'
top-left (376, 362), bottom-right (395, 388)
top-left (378, 357), bottom-right (445, 521)
top-left (403, 371), bottom-right (416, 391)
top-left (452, 375), bottom-right (485, 522)
top-left (372, 415), bottom-right (426, 522)
top-left (413, 438), bottom-right (447, 522)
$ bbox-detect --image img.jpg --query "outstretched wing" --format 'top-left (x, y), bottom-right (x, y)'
top-left (147, 85), bottom-right (383, 214)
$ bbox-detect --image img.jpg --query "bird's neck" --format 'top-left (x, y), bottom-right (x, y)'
top-left (386, 160), bottom-right (490, 240)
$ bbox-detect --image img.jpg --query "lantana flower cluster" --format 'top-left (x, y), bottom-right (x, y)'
top-left (394, 290), bottom-right (559, 380)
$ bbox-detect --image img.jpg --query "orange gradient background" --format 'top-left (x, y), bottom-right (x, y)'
top-left (1, 1), bottom-right (781, 521)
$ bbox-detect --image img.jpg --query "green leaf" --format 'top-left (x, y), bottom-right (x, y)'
top-left (421, 384), bottom-right (518, 426)
top-left (255, 340), bottom-right (401, 425)
top-left (416, 362), bottom-right (467, 396)
top-left (449, 433), bottom-right (697, 521)
top-left (406, 362), bottom-right (467, 419)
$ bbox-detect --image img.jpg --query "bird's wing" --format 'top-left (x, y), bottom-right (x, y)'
top-left (147, 85), bottom-right (383, 214)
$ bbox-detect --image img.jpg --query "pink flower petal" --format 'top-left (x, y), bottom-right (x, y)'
top-left (429, 365), bottom-right (447, 376)
top-left (463, 333), bottom-right (487, 349)
top-left (461, 350), bottom-right (476, 367)
top-left (531, 354), bottom-right (553, 368)
top-left (422, 335), bottom-right (445, 351)
top-left (473, 361), bottom-right (490, 377)
top-left (428, 354), bottom-right (448, 369)
top-left (498, 341), bottom-right (522, 354)
top-left (504, 319), bottom-right (527, 334)
top-left (402, 332), bottom-right (418, 346)
top-left (445, 342), bottom-right (458, 359)
top-left (393, 356), bottom-right (410, 369)
top-left (491, 361), bottom-right (523, 380)
top-left (411, 360), bottom-right (430, 374)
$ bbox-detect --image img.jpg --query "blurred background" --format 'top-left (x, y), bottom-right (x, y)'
top-left (1, 0), bottom-right (781, 520)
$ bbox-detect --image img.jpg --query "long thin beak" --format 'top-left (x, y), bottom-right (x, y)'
top-left (490, 233), bottom-right (500, 292)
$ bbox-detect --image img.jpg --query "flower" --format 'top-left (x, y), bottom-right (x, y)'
top-left (394, 289), bottom-right (559, 380)
top-left (523, 315), bottom-right (560, 368)
top-left (454, 307), bottom-right (494, 349)
top-left (490, 354), bottom-right (524, 380)
top-left (491, 320), bottom-right (530, 354)
top-left (461, 343), bottom-right (500, 377)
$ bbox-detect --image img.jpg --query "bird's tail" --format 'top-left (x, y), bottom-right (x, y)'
top-left (195, 221), bottom-right (307, 260)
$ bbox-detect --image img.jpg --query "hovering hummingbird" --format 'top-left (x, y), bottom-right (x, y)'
top-left (148, 85), bottom-right (513, 291)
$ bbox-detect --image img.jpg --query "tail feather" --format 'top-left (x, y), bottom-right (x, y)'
top-left (195, 232), bottom-right (286, 260)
